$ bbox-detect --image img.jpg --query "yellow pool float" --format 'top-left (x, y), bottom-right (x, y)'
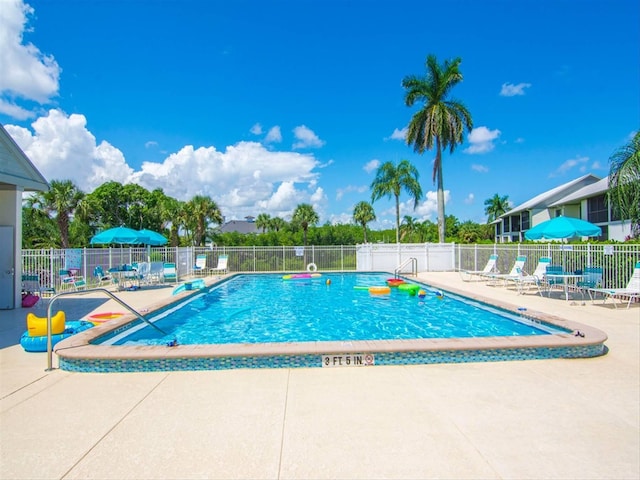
top-left (27, 311), bottom-right (65, 337)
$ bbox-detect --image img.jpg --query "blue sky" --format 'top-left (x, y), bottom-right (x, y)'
top-left (1, 0), bottom-right (638, 230)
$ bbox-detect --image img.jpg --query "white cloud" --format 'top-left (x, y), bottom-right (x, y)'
top-left (375, 190), bottom-right (449, 224)
top-left (145, 141), bottom-right (158, 149)
top-left (6, 109), bottom-right (324, 221)
top-left (0, 0), bottom-right (60, 117)
top-left (549, 155), bottom-right (589, 178)
top-left (250, 123), bottom-right (263, 135)
top-left (264, 125), bottom-right (282, 143)
top-left (471, 164), bottom-right (489, 173)
top-left (5, 109), bottom-right (132, 188)
top-left (336, 184), bottom-right (367, 200)
top-left (292, 125), bottom-right (325, 149)
top-left (329, 212), bottom-right (353, 225)
top-left (464, 193), bottom-right (474, 205)
top-left (363, 159), bottom-right (380, 173)
top-left (387, 127), bottom-right (407, 141)
top-left (500, 82), bottom-right (532, 96)
top-left (464, 126), bottom-right (501, 154)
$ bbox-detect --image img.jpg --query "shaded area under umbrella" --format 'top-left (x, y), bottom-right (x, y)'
top-left (524, 216), bottom-right (601, 241)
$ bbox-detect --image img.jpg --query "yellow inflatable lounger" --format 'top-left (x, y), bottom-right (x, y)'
top-left (27, 311), bottom-right (65, 337)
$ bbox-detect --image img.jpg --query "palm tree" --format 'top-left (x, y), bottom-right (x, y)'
top-left (292, 203), bottom-right (319, 247)
top-left (269, 216), bottom-right (286, 232)
top-left (27, 179), bottom-right (84, 248)
top-left (400, 215), bottom-right (418, 242)
top-left (255, 213), bottom-right (271, 233)
top-left (185, 195), bottom-right (223, 246)
top-left (484, 194), bottom-right (511, 223)
top-left (370, 160), bottom-right (423, 243)
top-left (608, 131), bottom-right (640, 238)
top-left (352, 201), bottom-right (376, 243)
top-left (402, 54), bottom-right (473, 243)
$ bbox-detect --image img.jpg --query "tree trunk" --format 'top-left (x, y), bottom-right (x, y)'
top-left (394, 196), bottom-right (400, 243)
top-left (436, 141), bottom-right (446, 243)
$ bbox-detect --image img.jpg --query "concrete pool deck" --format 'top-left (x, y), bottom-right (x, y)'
top-left (1, 272), bottom-right (638, 479)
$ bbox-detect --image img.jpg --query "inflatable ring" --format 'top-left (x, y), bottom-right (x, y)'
top-left (20, 320), bottom-right (94, 352)
top-left (306, 263), bottom-right (318, 272)
top-left (369, 286), bottom-right (391, 295)
top-left (88, 312), bottom-right (125, 325)
top-left (398, 283), bottom-right (421, 295)
top-left (27, 311), bottom-right (65, 337)
top-left (387, 278), bottom-right (406, 287)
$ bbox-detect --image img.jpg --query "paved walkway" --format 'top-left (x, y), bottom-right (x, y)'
top-left (1, 273), bottom-right (638, 479)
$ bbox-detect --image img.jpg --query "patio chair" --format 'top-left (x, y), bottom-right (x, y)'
top-left (577, 266), bottom-right (603, 301)
top-left (485, 255), bottom-right (527, 286)
top-left (21, 273), bottom-right (55, 307)
top-left (59, 269), bottom-right (87, 291)
top-left (93, 266), bottom-right (113, 287)
top-left (193, 254), bottom-right (209, 276)
top-left (459, 254), bottom-right (498, 281)
top-left (148, 261), bottom-right (165, 285)
top-left (588, 261), bottom-right (640, 309)
top-left (511, 257), bottom-right (551, 295)
top-left (544, 264), bottom-right (564, 295)
top-left (163, 262), bottom-right (178, 283)
top-left (210, 254), bottom-right (229, 275)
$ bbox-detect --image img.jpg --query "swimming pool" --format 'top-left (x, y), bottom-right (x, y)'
top-left (55, 272), bottom-right (607, 372)
top-left (101, 273), bottom-right (563, 346)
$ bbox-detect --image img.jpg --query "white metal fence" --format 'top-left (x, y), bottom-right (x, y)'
top-left (456, 243), bottom-right (640, 289)
top-left (20, 243), bottom-right (640, 292)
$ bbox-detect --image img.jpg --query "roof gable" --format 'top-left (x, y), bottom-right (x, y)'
top-left (501, 174), bottom-right (601, 217)
top-left (0, 124), bottom-right (49, 192)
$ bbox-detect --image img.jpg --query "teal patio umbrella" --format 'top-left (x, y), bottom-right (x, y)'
top-left (90, 226), bottom-right (149, 245)
top-left (137, 229), bottom-right (168, 246)
top-left (524, 216), bottom-right (601, 241)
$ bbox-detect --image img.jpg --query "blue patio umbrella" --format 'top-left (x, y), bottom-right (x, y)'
top-left (137, 229), bottom-right (168, 246)
top-left (524, 216), bottom-right (601, 241)
top-left (90, 226), bottom-right (149, 245)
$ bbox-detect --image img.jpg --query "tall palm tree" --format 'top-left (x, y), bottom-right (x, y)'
top-left (370, 160), bottom-right (423, 243)
top-left (255, 213), bottom-right (271, 233)
top-left (352, 201), bottom-right (376, 243)
top-left (185, 195), bottom-right (223, 246)
top-left (292, 203), bottom-right (319, 247)
top-left (608, 131), bottom-right (640, 238)
top-left (484, 193), bottom-right (511, 223)
top-left (402, 54), bottom-right (473, 243)
top-left (27, 179), bottom-right (84, 248)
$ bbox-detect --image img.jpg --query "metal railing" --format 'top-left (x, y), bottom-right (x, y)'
top-left (44, 288), bottom-right (166, 371)
top-left (395, 257), bottom-right (418, 277)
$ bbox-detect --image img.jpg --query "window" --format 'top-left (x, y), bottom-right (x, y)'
top-left (521, 211), bottom-right (530, 231)
top-left (502, 218), bottom-right (509, 233)
top-left (587, 195), bottom-right (608, 223)
top-left (495, 222), bottom-right (502, 235)
top-left (510, 215), bottom-right (520, 232)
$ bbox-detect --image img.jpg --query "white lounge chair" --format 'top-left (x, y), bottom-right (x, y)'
top-left (459, 254), bottom-right (498, 281)
top-left (193, 254), bottom-right (209, 276)
top-left (485, 255), bottom-right (527, 286)
top-left (163, 262), bottom-right (178, 283)
top-left (588, 261), bottom-right (640, 309)
top-left (511, 257), bottom-right (551, 295)
top-left (210, 254), bottom-right (228, 275)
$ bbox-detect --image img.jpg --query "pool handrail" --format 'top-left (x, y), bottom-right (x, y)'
top-left (44, 288), bottom-right (167, 371)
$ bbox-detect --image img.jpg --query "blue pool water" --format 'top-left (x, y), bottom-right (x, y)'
top-left (100, 273), bottom-right (565, 347)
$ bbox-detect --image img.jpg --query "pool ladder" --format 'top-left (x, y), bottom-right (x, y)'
top-left (395, 257), bottom-right (418, 278)
top-left (42, 288), bottom-right (167, 372)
